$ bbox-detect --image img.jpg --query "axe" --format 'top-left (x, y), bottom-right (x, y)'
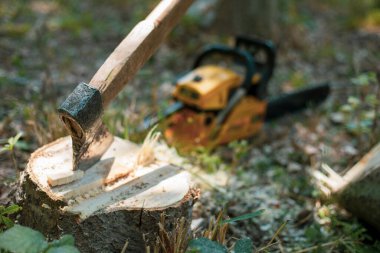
top-left (58, 0), bottom-right (194, 171)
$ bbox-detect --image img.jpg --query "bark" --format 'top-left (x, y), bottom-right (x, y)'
top-left (314, 144), bottom-right (380, 231)
top-left (335, 144), bottom-right (380, 231)
top-left (212, 0), bottom-right (287, 40)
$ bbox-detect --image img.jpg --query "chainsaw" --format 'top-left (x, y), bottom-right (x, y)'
top-left (140, 36), bottom-right (330, 150)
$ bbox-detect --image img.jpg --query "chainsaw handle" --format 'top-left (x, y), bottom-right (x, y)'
top-left (235, 36), bottom-right (276, 98)
top-left (192, 45), bottom-right (256, 91)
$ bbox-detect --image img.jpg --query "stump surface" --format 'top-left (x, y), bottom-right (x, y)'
top-left (19, 136), bottom-right (196, 252)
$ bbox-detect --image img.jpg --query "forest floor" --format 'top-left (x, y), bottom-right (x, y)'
top-left (1, 0), bottom-right (380, 252)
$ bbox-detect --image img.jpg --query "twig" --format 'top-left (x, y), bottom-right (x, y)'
top-left (321, 163), bottom-right (342, 182)
top-left (276, 237), bottom-right (286, 253)
top-left (267, 220), bottom-right (288, 246)
top-left (120, 240), bottom-right (129, 253)
top-left (256, 241), bottom-right (280, 252)
top-left (312, 163), bottom-right (345, 193)
top-left (10, 150), bottom-right (18, 172)
top-left (256, 221), bottom-right (288, 252)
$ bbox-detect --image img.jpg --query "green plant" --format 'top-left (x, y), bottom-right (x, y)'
top-left (228, 140), bottom-right (249, 171)
top-left (187, 238), bottom-right (228, 253)
top-left (0, 204), bottom-right (21, 231)
top-left (289, 71), bottom-right (308, 89)
top-left (361, 8), bottom-right (380, 30)
top-left (193, 147), bottom-right (225, 173)
top-left (202, 211), bottom-right (228, 246)
top-left (0, 132), bottom-right (22, 171)
top-left (187, 236), bottom-right (253, 253)
top-left (220, 209), bottom-right (265, 225)
top-left (150, 210), bottom-right (265, 253)
top-left (0, 225), bottom-right (80, 253)
top-left (319, 0), bottom-right (380, 29)
top-left (187, 210), bottom-right (264, 253)
top-left (339, 72), bottom-right (379, 147)
top-left (257, 220), bottom-right (288, 252)
top-left (150, 214), bottom-right (191, 253)
top-left (24, 105), bottom-right (68, 146)
top-left (296, 204), bottom-right (380, 253)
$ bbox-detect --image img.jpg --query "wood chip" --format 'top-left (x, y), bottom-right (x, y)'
top-left (47, 170), bottom-right (84, 187)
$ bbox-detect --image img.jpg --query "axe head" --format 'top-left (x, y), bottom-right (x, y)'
top-left (58, 82), bottom-right (113, 171)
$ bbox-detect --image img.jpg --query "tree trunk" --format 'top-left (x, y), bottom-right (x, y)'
top-left (212, 0), bottom-right (286, 40)
top-left (17, 137), bottom-right (198, 253)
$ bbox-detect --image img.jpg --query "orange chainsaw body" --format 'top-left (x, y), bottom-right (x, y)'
top-left (137, 36), bottom-right (278, 150)
top-left (164, 65), bottom-right (267, 150)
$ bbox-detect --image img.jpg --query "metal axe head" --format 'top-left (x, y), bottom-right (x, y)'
top-left (58, 82), bottom-right (113, 171)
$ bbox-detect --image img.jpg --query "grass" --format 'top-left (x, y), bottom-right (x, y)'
top-left (152, 214), bottom-right (190, 253)
top-left (0, 133), bottom-right (22, 172)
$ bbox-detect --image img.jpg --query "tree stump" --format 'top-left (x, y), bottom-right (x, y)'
top-left (314, 143), bottom-right (380, 231)
top-left (18, 136), bottom-right (197, 253)
top-left (335, 144), bottom-right (380, 231)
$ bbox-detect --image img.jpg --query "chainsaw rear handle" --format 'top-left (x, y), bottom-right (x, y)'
top-left (235, 36), bottom-right (276, 98)
top-left (192, 45), bottom-right (256, 92)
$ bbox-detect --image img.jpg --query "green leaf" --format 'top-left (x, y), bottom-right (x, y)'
top-left (233, 238), bottom-right (253, 253)
top-left (3, 204), bottom-right (22, 215)
top-left (0, 225), bottom-right (48, 253)
top-left (2, 133), bottom-right (23, 152)
top-left (357, 244), bottom-right (380, 253)
top-left (340, 104), bottom-right (352, 113)
top-left (305, 224), bottom-right (325, 243)
top-left (220, 209), bottom-right (265, 225)
top-left (45, 245), bottom-right (80, 253)
top-left (8, 133), bottom-right (22, 147)
top-left (50, 234), bottom-right (75, 247)
top-left (351, 73), bottom-right (370, 86)
top-left (348, 96), bottom-right (360, 108)
top-left (365, 94), bottom-right (378, 106)
top-left (15, 141), bottom-right (31, 151)
top-left (187, 238), bottom-right (227, 253)
top-left (0, 144), bottom-right (10, 152)
top-left (1, 216), bottom-right (13, 228)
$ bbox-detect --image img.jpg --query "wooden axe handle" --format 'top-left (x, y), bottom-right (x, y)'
top-left (89, 0), bottom-right (194, 107)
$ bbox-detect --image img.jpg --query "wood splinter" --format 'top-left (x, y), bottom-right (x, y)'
top-left (47, 170), bottom-right (84, 187)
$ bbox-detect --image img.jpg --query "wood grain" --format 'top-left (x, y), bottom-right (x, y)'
top-left (20, 136), bottom-right (197, 252)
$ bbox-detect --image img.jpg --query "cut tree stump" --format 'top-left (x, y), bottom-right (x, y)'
top-left (18, 136), bottom-right (198, 253)
top-left (314, 143), bottom-right (380, 232)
